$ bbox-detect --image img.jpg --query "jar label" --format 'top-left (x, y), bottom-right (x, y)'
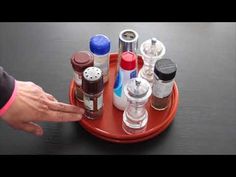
top-left (97, 94), bottom-right (103, 110)
top-left (153, 79), bottom-right (174, 98)
top-left (74, 72), bottom-right (82, 86)
top-left (84, 95), bottom-right (94, 111)
top-left (94, 60), bottom-right (109, 76)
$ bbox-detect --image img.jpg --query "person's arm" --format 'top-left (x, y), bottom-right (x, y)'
top-left (0, 66), bottom-right (16, 116)
top-left (0, 66), bottom-right (84, 136)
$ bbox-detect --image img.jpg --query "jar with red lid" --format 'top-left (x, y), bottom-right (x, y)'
top-left (71, 51), bottom-right (94, 102)
top-left (113, 51), bottom-right (137, 111)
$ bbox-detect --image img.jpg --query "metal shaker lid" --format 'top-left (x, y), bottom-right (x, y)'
top-left (119, 29), bottom-right (139, 53)
top-left (124, 77), bottom-right (151, 101)
top-left (82, 67), bottom-right (104, 94)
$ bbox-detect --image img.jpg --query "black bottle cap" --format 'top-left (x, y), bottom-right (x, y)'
top-left (154, 58), bottom-right (177, 81)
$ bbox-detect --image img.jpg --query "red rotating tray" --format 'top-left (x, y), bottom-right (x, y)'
top-left (69, 53), bottom-right (179, 143)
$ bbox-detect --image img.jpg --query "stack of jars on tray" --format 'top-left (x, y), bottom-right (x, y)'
top-left (70, 29), bottom-right (177, 134)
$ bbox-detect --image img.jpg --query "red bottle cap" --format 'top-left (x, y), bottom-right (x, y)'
top-left (71, 51), bottom-right (94, 73)
top-left (120, 51), bottom-right (136, 70)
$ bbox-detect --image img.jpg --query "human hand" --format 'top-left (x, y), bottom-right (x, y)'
top-left (1, 81), bottom-right (84, 136)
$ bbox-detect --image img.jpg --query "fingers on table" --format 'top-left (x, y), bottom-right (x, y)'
top-left (42, 110), bottom-right (83, 122)
top-left (38, 95), bottom-right (85, 122)
top-left (46, 101), bottom-right (85, 114)
top-left (19, 122), bottom-right (43, 136)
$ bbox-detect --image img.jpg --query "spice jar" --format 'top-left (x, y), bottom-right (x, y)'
top-left (138, 38), bottom-right (166, 86)
top-left (123, 77), bottom-right (151, 134)
top-left (71, 51), bottom-right (94, 102)
top-left (90, 34), bottom-right (111, 84)
top-left (151, 58), bottom-right (177, 111)
top-left (82, 67), bottom-right (104, 119)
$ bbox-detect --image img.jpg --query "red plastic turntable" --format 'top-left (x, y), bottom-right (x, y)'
top-left (69, 53), bottom-right (179, 143)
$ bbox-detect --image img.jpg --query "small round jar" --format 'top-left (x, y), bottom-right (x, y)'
top-left (151, 58), bottom-right (177, 111)
top-left (90, 34), bottom-right (110, 84)
top-left (82, 67), bottom-right (104, 119)
top-left (123, 77), bottom-right (151, 134)
top-left (71, 51), bottom-right (94, 102)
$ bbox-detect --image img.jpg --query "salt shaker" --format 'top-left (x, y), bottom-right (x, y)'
top-left (82, 67), bottom-right (104, 119)
top-left (138, 38), bottom-right (166, 85)
top-left (123, 77), bottom-right (152, 134)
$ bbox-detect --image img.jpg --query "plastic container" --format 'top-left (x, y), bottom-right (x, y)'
top-left (113, 51), bottom-right (137, 111)
top-left (90, 34), bottom-right (110, 84)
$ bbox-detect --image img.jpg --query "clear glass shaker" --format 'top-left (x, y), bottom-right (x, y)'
top-left (138, 38), bottom-right (166, 85)
top-left (123, 77), bottom-right (152, 134)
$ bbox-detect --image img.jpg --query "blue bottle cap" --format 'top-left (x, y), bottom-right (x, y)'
top-left (90, 34), bottom-right (111, 55)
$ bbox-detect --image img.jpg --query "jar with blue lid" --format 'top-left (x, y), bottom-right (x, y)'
top-left (89, 34), bottom-right (111, 84)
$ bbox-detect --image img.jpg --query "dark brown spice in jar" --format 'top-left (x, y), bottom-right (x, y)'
top-left (71, 51), bottom-right (94, 102)
top-left (82, 67), bottom-right (104, 119)
top-left (151, 58), bottom-right (177, 111)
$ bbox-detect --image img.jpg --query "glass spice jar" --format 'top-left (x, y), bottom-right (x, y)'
top-left (151, 58), bottom-right (177, 111)
top-left (71, 51), bottom-right (94, 102)
top-left (82, 67), bottom-right (104, 119)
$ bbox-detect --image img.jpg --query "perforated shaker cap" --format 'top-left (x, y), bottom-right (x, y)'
top-left (82, 67), bottom-right (104, 94)
top-left (119, 29), bottom-right (139, 53)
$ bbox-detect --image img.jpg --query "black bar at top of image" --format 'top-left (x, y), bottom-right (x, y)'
top-left (0, 1), bottom-right (235, 22)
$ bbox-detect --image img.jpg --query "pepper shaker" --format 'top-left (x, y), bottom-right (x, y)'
top-left (82, 67), bottom-right (104, 119)
top-left (123, 77), bottom-right (152, 134)
top-left (138, 38), bottom-right (166, 86)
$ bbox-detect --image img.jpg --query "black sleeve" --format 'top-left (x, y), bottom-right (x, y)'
top-left (0, 66), bottom-right (15, 109)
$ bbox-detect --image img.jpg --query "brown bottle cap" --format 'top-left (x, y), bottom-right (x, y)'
top-left (71, 51), bottom-right (94, 73)
top-left (82, 67), bottom-right (104, 94)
